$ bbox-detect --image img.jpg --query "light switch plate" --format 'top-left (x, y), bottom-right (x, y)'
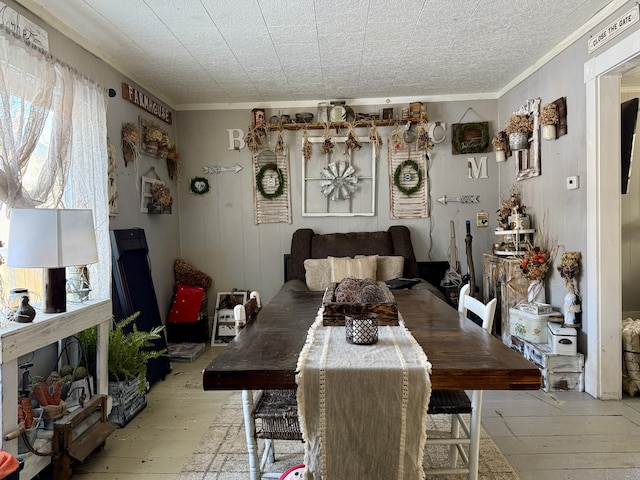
top-left (566, 175), bottom-right (579, 190)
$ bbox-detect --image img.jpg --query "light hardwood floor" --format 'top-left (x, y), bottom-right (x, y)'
top-left (35, 345), bottom-right (231, 480)
top-left (33, 345), bottom-right (640, 480)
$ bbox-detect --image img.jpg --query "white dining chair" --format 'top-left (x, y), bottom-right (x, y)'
top-left (424, 283), bottom-right (497, 479)
top-left (235, 292), bottom-right (303, 480)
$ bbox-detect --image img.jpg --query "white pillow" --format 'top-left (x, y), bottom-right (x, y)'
top-left (377, 256), bottom-right (405, 281)
top-left (329, 255), bottom-right (378, 283)
top-left (304, 258), bottom-right (331, 291)
top-left (355, 255), bottom-right (405, 281)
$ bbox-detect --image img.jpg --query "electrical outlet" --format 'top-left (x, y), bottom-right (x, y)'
top-left (566, 175), bottom-right (579, 190)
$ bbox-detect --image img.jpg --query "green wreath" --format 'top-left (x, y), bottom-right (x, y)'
top-left (190, 177), bottom-right (210, 195)
top-left (256, 162), bottom-right (285, 199)
top-left (452, 122), bottom-right (490, 154)
top-left (394, 159), bottom-right (423, 196)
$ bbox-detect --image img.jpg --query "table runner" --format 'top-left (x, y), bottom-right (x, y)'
top-left (296, 308), bottom-right (431, 479)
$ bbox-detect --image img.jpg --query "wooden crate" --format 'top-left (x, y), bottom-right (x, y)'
top-left (510, 335), bottom-right (584, 392)
top-left (322, 282), bottom-right (398, 326)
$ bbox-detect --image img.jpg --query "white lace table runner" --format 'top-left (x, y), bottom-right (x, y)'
top-left (296, 309), bottom-right (431, 480)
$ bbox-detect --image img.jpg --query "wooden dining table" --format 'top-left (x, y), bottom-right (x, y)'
top-left (202, 286), bottom-right (542, 479)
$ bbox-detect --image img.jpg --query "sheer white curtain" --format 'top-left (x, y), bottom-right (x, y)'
top-left (0, 28), bottom-right (109, 300)
top-left (64, 73), bottom-right (109, 300)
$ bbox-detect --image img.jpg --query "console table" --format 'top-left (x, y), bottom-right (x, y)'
top-left (0, 299), bottom-right (111, 479)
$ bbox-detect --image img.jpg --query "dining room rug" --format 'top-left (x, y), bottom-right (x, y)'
top-left (176, 392), bottom-right (519, 480)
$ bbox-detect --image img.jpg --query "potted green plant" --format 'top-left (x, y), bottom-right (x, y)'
top-left (504, 114), bottom-right (533, 151)
top-left (78, 312), bottom-right (167, 426)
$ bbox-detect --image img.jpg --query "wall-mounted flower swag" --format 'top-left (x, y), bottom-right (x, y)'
top-left (141, 118), bottom-right (176, 160)
top-left (121, 122), bottom-right (140, 166)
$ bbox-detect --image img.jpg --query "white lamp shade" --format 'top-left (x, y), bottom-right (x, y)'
top-left (7, 209), bottom-right (98, 268)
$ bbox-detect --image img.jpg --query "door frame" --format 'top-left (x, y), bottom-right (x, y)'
top-left (585, 28), bottom-right (640, 399)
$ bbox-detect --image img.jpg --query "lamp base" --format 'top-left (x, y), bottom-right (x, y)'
top-left (45, 267), bottom-right (67, 313)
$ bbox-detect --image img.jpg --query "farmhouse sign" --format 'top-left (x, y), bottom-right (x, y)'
top-left (121, 82), bottom-right (172, 125)
top-left (588, 5), bottom-right (639, 54)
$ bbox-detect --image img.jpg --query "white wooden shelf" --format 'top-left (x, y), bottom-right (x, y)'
top-left (0, 299), bottom-right (111, 479)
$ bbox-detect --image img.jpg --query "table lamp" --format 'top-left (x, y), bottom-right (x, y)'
top-left (7, 208), bottom-right (98, 313)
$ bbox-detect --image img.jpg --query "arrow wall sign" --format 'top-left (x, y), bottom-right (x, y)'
top-left (437, 195), bottom-right (480, 205)
top-left (203, 163), bottom-right (243, 174)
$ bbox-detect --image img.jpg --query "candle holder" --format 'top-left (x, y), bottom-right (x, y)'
top-left (345, 313), bottom-right (378, 345)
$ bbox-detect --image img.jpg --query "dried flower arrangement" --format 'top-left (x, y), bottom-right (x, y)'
top-left (519, 218), bottom-right (558, 302)
top-left (345, 123), bottom-right (362, 152)
top-left (246, 125), bottom-right (266, 153)
top-left (388, 125), bottom-right (405, 151)
top-left (150, 183), bottom-right (173, 206)
top-left (505, 114), bottom-right (534, 134)
top-left (497, 188), bottom-right (525, 229)
top-left (160, 131), bottom-right (174, 150)
top-left (274, 129), bottom-right (286, 155)
top-left (144, 123), bottom-right (163, 143)
top-left (302, 128), bottom-right (312, 161)
top-left (557, 250), bottom-right (582, 326)
top-left (121, 122), bottom-right (140, 165)
top-left (368, 122), bottom-right (383, 147)
top-left (321, 122), bottom-right (334, 154)
top-left (167, 147), bottom-right (181, 181)
top-left (520, 247), bottom-right (551, 281)
top-left (539, 103), bottom-right (559, 126)
top-left (557, 251), bottom-right (581, 292)
top-left (416, 120), bottom-right (433, 152)
top-left (492, 132), bottom-right (507, 151)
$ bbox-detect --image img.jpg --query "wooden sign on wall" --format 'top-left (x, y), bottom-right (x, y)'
top-left (122, 82), bottom-right (172, 125)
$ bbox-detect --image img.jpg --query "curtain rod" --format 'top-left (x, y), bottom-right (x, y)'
top-left (0, 26), bottom-right (109, 95)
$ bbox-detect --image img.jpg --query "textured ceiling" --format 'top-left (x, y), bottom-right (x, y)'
top-left (17, 0), bottom-right (618, 109)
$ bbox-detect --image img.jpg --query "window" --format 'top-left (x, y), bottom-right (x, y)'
top-left (0, 29), bottom-right (109, 314)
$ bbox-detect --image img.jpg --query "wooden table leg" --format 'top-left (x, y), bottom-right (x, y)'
top-left (242, 390), bottom-right (261, 480)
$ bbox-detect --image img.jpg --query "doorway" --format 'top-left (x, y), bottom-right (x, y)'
top-left (585, 28), bottom-right (640, 399)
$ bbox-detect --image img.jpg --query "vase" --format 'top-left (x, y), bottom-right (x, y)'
top-left (542, 124), bottom-right (556, 140)
top-left (563, 291), bottom-right (582, 327)
top-left (495, 149), bottom-right (506, 163)
top-left (527, 280), bottom-right (546, 303)
top-left (509, 132), bottom-right (529, 151)
top-left (14, 296), bottom-right (36, 323)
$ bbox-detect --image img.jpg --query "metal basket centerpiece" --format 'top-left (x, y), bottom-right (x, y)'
top-left (345, 313), bottom-right (378, 345)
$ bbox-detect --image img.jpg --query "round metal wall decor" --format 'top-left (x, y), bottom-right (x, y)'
top-left (320, 161), bottom-right (358, 201)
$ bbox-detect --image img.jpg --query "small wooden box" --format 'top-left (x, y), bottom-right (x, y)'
top-left (322, 282), bottom-right (398, 326)
top-left (511, 335), bottom-right (584, 392)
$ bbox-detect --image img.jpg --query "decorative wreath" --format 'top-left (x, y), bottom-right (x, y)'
top-left (256, 162), bottom-right (285, 199)
top-left (190, 177), bottom-right (210, 195)
top-left (394, 159), bottom-right (423, 196)
top-left (452, 122), bottom-right (490, 154)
